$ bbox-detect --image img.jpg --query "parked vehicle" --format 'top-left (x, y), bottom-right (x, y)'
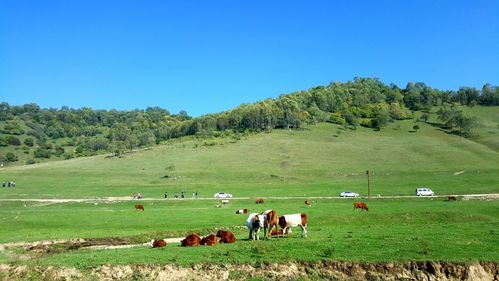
top-left (340, 191), bottom-right (359, 198)
top-left (214, 192), bottom-right (232, 199)
top-left (416, 188), bottom-right (434, 196)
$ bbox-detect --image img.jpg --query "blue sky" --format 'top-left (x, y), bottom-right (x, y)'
top-left (1, 1), bottom-right (498, 116)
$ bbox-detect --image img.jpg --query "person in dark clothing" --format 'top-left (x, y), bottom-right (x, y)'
top-left (164, 192), bottom-right (168, 199)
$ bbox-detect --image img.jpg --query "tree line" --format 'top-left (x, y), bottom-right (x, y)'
top-left (1, 77), bottom-right (498, 162)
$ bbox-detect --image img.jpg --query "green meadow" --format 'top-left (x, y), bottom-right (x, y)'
top-left (0, 108), bottom-right (498, 266)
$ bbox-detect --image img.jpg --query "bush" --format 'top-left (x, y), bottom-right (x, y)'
top-left (6, 136), bottom-right (21, 146)
top-left (24, 137), bottom-right (34, 147)
top-left (34, 148), bottom-right (51, 158)
top-left (26, 159), bottom-right (36, 165)
top-left (5, 152), bottom-right (18, 162)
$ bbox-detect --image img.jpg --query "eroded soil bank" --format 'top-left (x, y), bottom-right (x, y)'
top-left (1, 261), bottom-right (498, 281)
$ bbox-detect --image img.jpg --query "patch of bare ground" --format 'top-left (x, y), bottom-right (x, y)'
top-left (0, 261), bottom-right (498, 281)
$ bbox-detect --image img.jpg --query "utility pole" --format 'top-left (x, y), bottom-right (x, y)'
top-left (366, 170), bottom-right (371, 199)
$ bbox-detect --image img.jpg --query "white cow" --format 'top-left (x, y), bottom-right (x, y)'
top-left (246, 212), bottom-right (264, 240)
top-left (278, 213), bottom-right (308, 238)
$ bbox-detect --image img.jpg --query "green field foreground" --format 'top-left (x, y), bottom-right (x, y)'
top-left (0, 198), bottom-right (498, 267)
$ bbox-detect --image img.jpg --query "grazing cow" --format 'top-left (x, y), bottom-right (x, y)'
top-left (353, 201), bottom-right (368, 211)
top-left (236, 209), bottom-right (248, 214)
top-left (246, 213), bottom-right (264, 240)
top-left (263, 209), bottom-right (279, 239)
top-left (216, 230), bottom-right (237, 243)
top-left (181, 234), bottom-right (201, 247)
top-left (152, 239), bottom-right (167, 248)
top-left (200, 234), bottom-right (218, 246)
top-left (448, 195), bottom-right (457, 201)
top-left (135, 204), bottom-right (144, 211)
top-left (255, 198), bottom-right (264, 204)
top-left (305, 200), bottom-right (312, 207)
top-left (278, 213), bottom-right (308, 238)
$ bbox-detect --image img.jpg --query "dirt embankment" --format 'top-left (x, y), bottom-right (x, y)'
top-left (0, 261), bottom-right (497, 281)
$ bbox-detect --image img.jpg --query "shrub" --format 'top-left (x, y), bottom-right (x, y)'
top-left (34, 148), bottom-right (51, 158)
top-left (26, 159), bottom-right (36, 165)
top-left (5, 152), bottom-right (18, 162)
top-left (24, 137), bottom-right (34, 147)
top-left (6, 136), bottom-right (21, 146)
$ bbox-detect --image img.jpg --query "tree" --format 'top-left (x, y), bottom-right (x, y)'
top-left (372, 106), bottom-right (390, 129)
top-left (5, 152), bottom-right (18, 162)
top-left (413, 125), bottom-right (420, 132)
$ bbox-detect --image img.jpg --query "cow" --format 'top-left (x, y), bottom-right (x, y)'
top-left (135, 204), bottom-right (144, 211)
top-left (263, 209), bottom-right (279, 239)
top-left (236, 209), bottom-right (248, 214)
top-left (255, 198), bottom-right (264, 204)
top-left (151, 239), bottom-right (167, 248)
top-left (181, 234), bottom-right (201, 247)
top-left (353, 201), bottom-right (368, 211)
top-left (217, 230), bottom-right (237, 243)
top-left (448, 195), bottom-right (457, 201)
top-left (278, 213), bottom-right (308, 238)
top-left (305, 200), bottom-right (313, 207)
top-left (200, 234), bottom-right (218, 246)
top-left (246, 213), bottom-right (264, 240)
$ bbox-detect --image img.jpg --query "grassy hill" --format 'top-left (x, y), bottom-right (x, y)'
top-left (1, 107), bottom-right (498, 199)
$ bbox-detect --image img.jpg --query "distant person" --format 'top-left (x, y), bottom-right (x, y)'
top-left (174, 192), bottom-right (178, 199)
top-left (7, 182), bottom-right (10, 187)
top-left (137, 193), bottom-right (142, 199)
top-left (192, 192), bottom-right (195, 199)
top-left (133, 192), bottom-right (137, 199)
top-left (164, 192), bottom-right (168, 199)
top-left (195, 192), bottom-right (198, 199)
top-left (2, 182), bottom-right (5, 187)
top-left (11, 182), bottom-right (15, 187)
top-left (181, 191), bottom-right (185, 199)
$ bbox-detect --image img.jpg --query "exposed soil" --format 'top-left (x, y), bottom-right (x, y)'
top-left (0, 261), bottom-right (498, 281)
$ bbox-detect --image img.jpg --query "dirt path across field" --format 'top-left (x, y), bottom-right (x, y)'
top-left (0, 193), bottom-right (498, 202)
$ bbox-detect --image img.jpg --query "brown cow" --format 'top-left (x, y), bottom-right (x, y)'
top-left (264, 210), bottom-right (279, 239)
top-left (200, 234), bottom-right (218, 246)
top-left (152, 239), bottom-right (167, 248)
top-left (135, 204), bottom-right (144, 211)
top-left (181, 234), bottom-right (201, 247)
top-left (353, 201), bottom-right (368, 211)
top-left (448, 195), bottom-right (457, 201)
top-left (216, 230), bottom-right (237, 243)
top-left (236, 209), bottom-right (248, 214)
top-left (255, 198), bottom-right (264, 204)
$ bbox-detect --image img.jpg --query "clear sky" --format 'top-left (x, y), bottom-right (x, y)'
top-left (1, 1), bottom-right (498, 116)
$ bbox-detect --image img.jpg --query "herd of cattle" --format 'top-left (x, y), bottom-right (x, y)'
top-left (145, 199), bottom-right (369, 248)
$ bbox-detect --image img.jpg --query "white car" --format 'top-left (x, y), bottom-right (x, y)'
top-left (340, 191), bottom-right (359, 198)
top-left (214, 192), bottom-right (232, 199)
top-left (416, 188), bottom-right (434, 196)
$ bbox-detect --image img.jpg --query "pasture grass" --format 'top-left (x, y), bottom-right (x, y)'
top-left (1, 198), bottom-right (498, 267)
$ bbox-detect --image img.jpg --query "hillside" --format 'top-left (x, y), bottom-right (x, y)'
top-left (1, 108), bottom-right (498, 199)
top-left (1, 78), bottom-right (498, 167)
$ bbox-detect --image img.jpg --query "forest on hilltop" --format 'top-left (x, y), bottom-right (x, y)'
top-left (1, 77), bottom-right (498, 165)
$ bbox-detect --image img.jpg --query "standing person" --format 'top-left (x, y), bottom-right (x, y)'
top-left (195, 191), bottom-right (198, 199)
top-left (2, 182), bottom-right (5, 187)
top-left (181, 190), bottom-right (185, 199)
top-left (137, 193), bottom-right (142, 199)
top-left (164, 192), bottom-right (168, 199)
top-left (192, 192), bottom-right (195, 199)
top-left (133, 192), bottom-right (137, 199)
top-left (174, 192), bottom-right (178, 199)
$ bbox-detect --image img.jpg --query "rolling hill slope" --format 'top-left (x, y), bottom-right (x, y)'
top-left (1, 110), bottom-right (498, 199)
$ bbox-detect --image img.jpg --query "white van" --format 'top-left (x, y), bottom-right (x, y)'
top-left (416, 188), bottom-right (435, 196)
